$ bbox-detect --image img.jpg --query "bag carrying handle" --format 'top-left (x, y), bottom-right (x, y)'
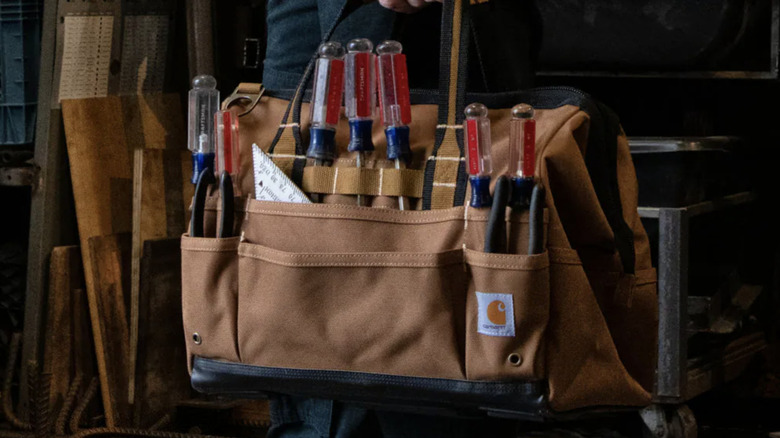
top-left (266, 0), bottom-right (472, 210)
top-left (423, 0), bottom-right (471, 209)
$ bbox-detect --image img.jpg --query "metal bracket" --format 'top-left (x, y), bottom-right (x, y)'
top-left (640, 404), bottom-right (698, 438)
top-left (223, 83), bottom-right (265, 117)
top-left (0, 166), bottom-right (39, 187)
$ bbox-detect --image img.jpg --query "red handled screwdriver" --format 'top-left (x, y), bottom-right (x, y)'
top-left (464, 103), bottom-right (494, 208)
top-left (509, 104), bottom-right (536, 209)
top-left (306, 42), bottom-right (346, 203)
top-left (214, 110), bottom-right (240, 195)
top-left (345, 38), bottom-right (376, 207)
top-left (376, 40), bottom-right (412, 211)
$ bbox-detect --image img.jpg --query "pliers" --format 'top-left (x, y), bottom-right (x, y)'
top-left (484, 175), bottom-right (545, 255)
top-left (190, 169), bottom-right (235, 238)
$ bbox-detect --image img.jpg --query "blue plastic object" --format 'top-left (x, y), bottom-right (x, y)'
top-left (510, 177), bottom-right (534, 210)
top-left (0, 0), bottom-right (42, 145)
top-left (469, 175), bottom-right (492, 208)
top-left (385, 125), bottom-right (410, 163)
top-left (347, 119), bottom-right (374, 153)
top-left (307, 128), bottom-right (337, 163)
top-left (191, 152), bottom-right (215, 185)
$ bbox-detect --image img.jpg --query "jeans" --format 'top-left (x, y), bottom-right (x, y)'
top-left (267, 396), bottom-right (516, 438)
top-left (263, 0), bottom-right (540, 92)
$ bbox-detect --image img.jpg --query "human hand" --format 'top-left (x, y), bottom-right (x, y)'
top-left (376, 0), bottom-right (442, 14)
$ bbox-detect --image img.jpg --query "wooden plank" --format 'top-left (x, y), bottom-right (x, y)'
top-left (131, 149), bottom-right (191, 260)
top-left (42, 246), bottom-right (98, 429)
top-left (62, 97), bottom-right (133, 238)
top-left (72, 288), bottom-right (96, 380)
top-left (70, 287), bottom-right (102, 429)
top-left (62, 94), bottom-right (187, 426)
top-left (62, 96), bottom-right (133, 427)
top-left (186, 0), bottom-right (216, 77)
top-left (130, 149), bottom-right (191, 300)
top-left (86, 233), bottom-right (133, 427)
top-left (43, 246), bottom-right (84, 419)
top-left (127, 96), bottom-right (190, 407)
top-left (133, 238), bottom-right (192, 428)
top-left (121, 94), bottom-right (186, 151)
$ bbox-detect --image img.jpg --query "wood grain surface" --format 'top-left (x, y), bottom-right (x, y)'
top-left (134, 238), bottom-right (191, 427)
top-left (62, 94), bottom-right (189, 426)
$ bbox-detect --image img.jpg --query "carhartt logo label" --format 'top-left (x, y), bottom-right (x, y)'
top-left (487, 300), bottom-right (507, 325)
top-left (476, 292), bottom-right (515, 337)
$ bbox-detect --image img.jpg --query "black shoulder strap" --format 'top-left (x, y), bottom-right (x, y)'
top-left (585, 102), bottom-right (636, 275)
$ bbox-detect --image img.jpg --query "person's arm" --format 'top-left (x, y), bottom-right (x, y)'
top-left (376, 0), bottom-right (441, 14)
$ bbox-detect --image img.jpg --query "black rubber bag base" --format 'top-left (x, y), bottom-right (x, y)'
top-left (191, 357), bottom-right (550, 420)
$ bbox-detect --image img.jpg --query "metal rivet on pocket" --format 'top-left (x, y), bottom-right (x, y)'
top-left (508, 353), bottom-right (523, 367)
top-left (192, 333), bottom-right (202, 345)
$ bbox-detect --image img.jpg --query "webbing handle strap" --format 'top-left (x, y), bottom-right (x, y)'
top-left (423, 0), bottom-right (471, 209)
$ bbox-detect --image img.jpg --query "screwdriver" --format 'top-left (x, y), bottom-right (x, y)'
top-left (188, 75), bottom-right (219, 184)
top-left (214, 110), bottom-right (241, 195)
top-left (345, 38), bottom-right (376, 207)
top-left (464, 103), bottom-right (493, 208)
top-left (509, 104), bottom-right (536, 209)
top-left (306, 41), bottom-right (346, 203)
top-left (376, 40), bottom-right (412, 211)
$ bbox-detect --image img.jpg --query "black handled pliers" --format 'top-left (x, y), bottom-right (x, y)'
top-left (190, 169), bottom-right (235, 238)
top-left (484, 176), bottom-right (545, 255)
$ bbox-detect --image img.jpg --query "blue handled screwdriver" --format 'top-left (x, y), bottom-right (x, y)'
top-left (306, 42), bottom-right (346, 203)
top-left (377, 40), bottom-right (413, 210)
top-left (188, 75), bottom-right (219, 184)
top-left (345, 38), bottom-right (376, 207)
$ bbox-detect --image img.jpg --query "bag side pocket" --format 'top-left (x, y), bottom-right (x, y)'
top-left (586, 267), bottom-right (658, 392)
top-left (464, 249), bottom-right (550, 381)
top-left (545, 247), bottom-right (652, 411)
top-left (181, 235), bottom-right (241, 371)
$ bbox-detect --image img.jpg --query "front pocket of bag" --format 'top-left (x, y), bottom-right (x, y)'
top-left (181, 235), bottom-right (241, 371)
top-left (237, 243), bottom-right (468, 380)
top-left (464, 249), bottom-right (550, 381)
top-left (241, 200), bottom-right (468, 254)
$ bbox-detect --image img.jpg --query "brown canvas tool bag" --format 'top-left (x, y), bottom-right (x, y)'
top-left (181, 0), bottom-right (658, 418)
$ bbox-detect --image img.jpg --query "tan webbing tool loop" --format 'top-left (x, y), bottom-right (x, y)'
top-left (267, 82), bottom-right (307, 176)
top-left (302, 167), bottom-right (424, 198)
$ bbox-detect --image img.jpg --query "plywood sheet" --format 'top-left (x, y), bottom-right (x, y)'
top-left (134, 238), bottom-right (191, 427)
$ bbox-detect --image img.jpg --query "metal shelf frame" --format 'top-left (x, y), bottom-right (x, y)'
top-left (639, 192), bottom-right (763, 403)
